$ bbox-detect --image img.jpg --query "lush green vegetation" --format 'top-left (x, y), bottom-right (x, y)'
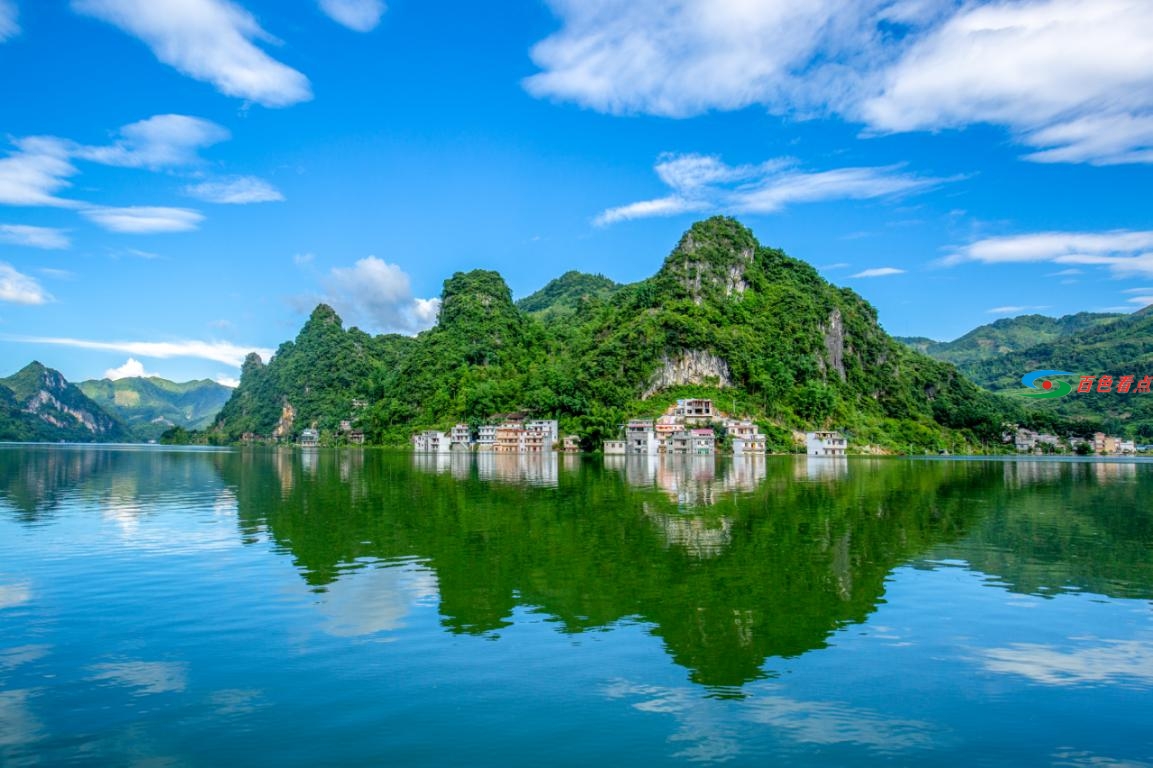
top-left (78, 376), bottom-right (233, 441)
top-left (896, 311), bottom-right (1125, 368)
top-left (0, 362), bottom-right (129, 442)
top-left (904, 306), bottom-right (1153, 439)
top-left (209, 217), bottom-right (1067, 452)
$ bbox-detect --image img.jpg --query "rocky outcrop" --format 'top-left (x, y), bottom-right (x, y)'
top-left (642, 350), bottom-right (732, 398)
top-left (821, 308), bottom-right (846, 381)
top-left (664, 230), bottom-right (755, 305)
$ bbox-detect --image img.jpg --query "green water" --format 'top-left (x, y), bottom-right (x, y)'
top-left (1, 446), bottom-right (1151, 765)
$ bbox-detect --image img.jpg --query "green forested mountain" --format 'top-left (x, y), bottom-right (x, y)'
top-left (943, 306), bottom-right (1153, 438)
top-left (77, 376), bottom-right (233, 442)
top-left (896, 311), bottom-right (1125, 368)
top-left (0, 362), bottom-right (129, 442)
top-left (211, 304), bottom-right (416, 440)
top-left (213, 217), bottom-right (1034, 452)
top-left (515, 270), bottom-right (622, 319)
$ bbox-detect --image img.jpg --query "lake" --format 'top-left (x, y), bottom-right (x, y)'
top-left (1, 445), bottom-right (1152, 766)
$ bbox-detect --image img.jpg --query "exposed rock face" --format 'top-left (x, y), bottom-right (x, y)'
top-left (643, 350), bottom-right (732, 399)
top-left (273, 401), bottom-right (296, 439)
top-left (665, 231), bottom-right (755, 305)
top-left (822, 308), bottom-right (846, 381)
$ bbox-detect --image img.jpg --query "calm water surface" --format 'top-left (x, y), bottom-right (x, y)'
top-left (1, 446), bottom-right (1152, 766)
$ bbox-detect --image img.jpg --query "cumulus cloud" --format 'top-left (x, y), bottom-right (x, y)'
top-left (77, 114), bottom-right (229, 169)
top-left (527, 0), bottom-right (1153, 165)
top-left (947, 230), bottom-right (1153, 277)
top-left (0, 263), bottom-right (52, 305)
top-left (185, 175), bottom-right (284, 204)
top-left (0, 224), bottom-right (70, 249)
top-left (72, 0), bottom-right (312, 107)
top-left (851, 267), bottom-right (906, 278)
top-left (596, 153), bottom-right (940, 226)
top-left (103, 357), bottom-right (159, 379)
top-left (215, 374), bottom-right (239, 388)
top-left (0, 0), bottom-right (18, 41)
top-left (0, 137), bottom-right (81, 207)
top-left (82, 205), bottom-right (204, 233)
top-left (321, 256), bottom-right (440, 334)
top-left (319, 0), bottom-right (385, 32)
top-left (1, 335), bottom-right (275, 366)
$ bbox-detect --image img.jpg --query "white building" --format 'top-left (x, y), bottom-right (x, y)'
top-left (603, 440), bottom-right (626, 455)
top-left (413, 430), bottom-right (451, 453)
top-left (476, 424), bottom-right (497, 451)
top-left (525, 420), bottom-right (559, 450)
top-left (450, 423), bottom-right (472, 449)
top-left (806, 431), bottom-right (847, 457)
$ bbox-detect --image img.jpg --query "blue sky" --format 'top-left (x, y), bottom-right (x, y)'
top-left (1, 0), bottom-right (1151, 385)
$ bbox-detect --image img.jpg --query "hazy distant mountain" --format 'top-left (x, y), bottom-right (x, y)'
top-left (896, 312), bottom-right (1125, 368)
top-left (908, 308), bottom-right (1153, 438)
top-left (0, 362), bottom-right (129, 442)
top-left (78, 376), bottom-right (234, 442)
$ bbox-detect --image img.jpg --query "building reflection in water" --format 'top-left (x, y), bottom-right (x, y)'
top-left (1001, 458), bottom-right (1140, 489)
top-left (795, 456), bottom-right (849, 483)
top-left (412, 451), bottom-right (560, 487)
top-left (606, 454), bottom-right (767, 508)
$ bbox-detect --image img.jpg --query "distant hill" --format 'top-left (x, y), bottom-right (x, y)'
top-left (0, 362), bottom-right (129, 442)
top-left (78, 376), bottom-right (234, 442)
top-left (214, 217), bottom-right (1026, 452)
top-left (896, 312), bottom-right (1125, 368)
top-left (516, 271), bottom-right (622, 319)
top-left (909, 308), bottom-right (1153, 438)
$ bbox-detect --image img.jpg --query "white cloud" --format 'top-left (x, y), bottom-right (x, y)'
top-left (987, 305), bottom-right (1049, 315)
top-left (104, 357), bottom-right (158, 380)
top-left (82, 205), bottom-right (204, 233)
top-left (89, 660), bottom-right (187, 695)
top-left (319, 0), bottom-right (385, 32)
top-left (0, 263), bottom-right (52, 305)
top-left (851, 267), bottom-right (905, 278)
top-left (527, 0), bottom-right (1153, 165)
top-left (984, 639), bottom-right (1153, 687)
top-left (596, 153), bottom-right (941, 226)
top-left (0, 580), bottom-right (31, 610)
top-left (215, 374), bottom-right (239, 388)
top-left (185, 175), bottom-right (283, 204)
top-left (0, 224), bottom-right (70, 249)
top-left (525, 0), bottom-right (901, 118)
top-left (78, 114), bottom-right (229, 169)
top-left (72, 0), bottom-right (312, 107)
top-left (39, 268), bottom-right (75, 280)
top-left (322, 256), bottom-right (440, 334)
top-left (1, 335), bottom-right (275, 367)
top-left (293, 252), bottom-right (315, 266)
top-left (1122, 287), bottom-right (1153, 294)
top-left (947, 230), bottom-right (1153, 276)
top-left (0, 0), bottom-right (19, 41)
top-left (0, 137), bottom-right (81, 207)
top-left (1127, 296), bottom-right (1153, 307)
top-left (864, 0), bottom-right (1153, 165)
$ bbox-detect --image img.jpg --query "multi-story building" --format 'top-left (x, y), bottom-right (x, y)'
top-left (525, 420), bottom-right (559, 449)
top-left (726, 419), bottom-right (766, 455)
top-left (668, 428), bottom-right (715, 455)
top-left (626, 419), bottom-right (659, 455)
top-left (675, 398), bottom-right (715, 423)
top-left (603, 440), bottom-right (626, 455)
top-left (450, 423), bottom-right (472, 449)
top-left (299, 428), bottom-right (319, 447)
top-left (476, 424), bottom-right (497, 451)
top-left (806, 431), bottom-right (847, 456)
top-left (562, 435), bottom-right (580, 452)
top-left (413, 430), bottom-right (451, 453)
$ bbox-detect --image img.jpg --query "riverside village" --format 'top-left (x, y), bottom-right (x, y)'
top-left (412, 397), bottom-right (849, 457)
